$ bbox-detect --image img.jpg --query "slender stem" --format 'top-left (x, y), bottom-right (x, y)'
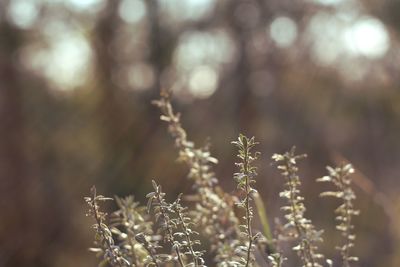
top-left (174, 244), bottom-right (186, 267)
top-left (343, 203), bottom-right (351, 267)
top-left (144, 244), bottom-right (161, 267)
top-left (91, 190), bottom-right (124, 267)
top-left (176, 209), bottom-right (199, 267)
top-left (156, 193), bottom-right (185, 267)
top-left (340, 172), bottom-right (352, 267)
top-left (243, 144), bottom-right (253, 267)
top-left (129, 237), bottom-right (140, 266)
top-left (286, 162), bottom-right (315, 267)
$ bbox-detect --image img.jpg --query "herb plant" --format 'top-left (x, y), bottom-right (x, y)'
top-left (85, 92), bottom-right (359, 267)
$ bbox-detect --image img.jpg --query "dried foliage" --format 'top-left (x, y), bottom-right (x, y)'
top-left (152, 92), bottom-right (243, 266)
top-left (317, 164), bottom-right (359, 267)
top-left (110, 196), bottom-right (153, 266)
top-left (85, 95), bottom-right (360, 267)
top-left (232, 135), bottom-right (262, 267)
top-left (272, 148), bottom-right (324, 267)
top-left (85, 187), bottom-right (130, 267)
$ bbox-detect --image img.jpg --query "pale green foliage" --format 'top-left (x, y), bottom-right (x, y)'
top-left (85, 187), bottom-right (130, 267)
top-left (147, 180), bottom-right (205, 267)
top-left (153, 92), bottom-right (243, 266)
top-left (268, 253), bottom-right (286, 267)
top-left (317, 164), bottom-right (359, 267)
top-left (111, 196), bottom-right (154, 266)
top-left (133, 232), bottom-right (170, 267)
top-left (232, 134), bottom-right (262, 267)
top-left (152, 93), bottom-right (218, 188)
top-left (272, 147), bottom-right (324, 267)
top-left (85, 94), bottom-right (361, 267)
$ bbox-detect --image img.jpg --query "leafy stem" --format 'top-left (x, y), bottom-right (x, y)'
top-left (147, 180), bottom-right (185, 267)
top-left (243, 139), bottom-right (254, 267)
top-left (318, 164), bottom-right (359, 267)
top-left (232, 134), bottom-right (260, 267)
top-left (272, 147), bottom-right (323, 267)
top-left (85, 186), bottom-right (128, 267)
top-left (134, 233), bottom-right (161, 267)
top-left (172, 195), bottom-right (202, 267)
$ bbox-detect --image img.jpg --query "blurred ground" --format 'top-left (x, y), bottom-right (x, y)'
top-left (1, 0), bottom-right (400, 266)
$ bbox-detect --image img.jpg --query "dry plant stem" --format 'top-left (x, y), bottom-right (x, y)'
top-left (286, 169), bottom-right (315, 267)
top-left (337, 177), bottom-right (352, 267)
top-left (341, 175), bottom-right (357, 267)
top-left (174, 205), bottom-right (199, 267)
top-left (268, 253), bottom-right (286, 267)
top-left (149, 251), bottom-right (160, 267)
top-left (175, 248), bottom-right (186, 267)
top-left (142, 240), bottom-right (160, 267)
top-left (147, 181), bottom-right (186, 267)
top-left (130, 239), bottom-right (139, 266)
top-left (233, 135), bottom-right (260, 267)
top-left (273, 149), bottom-right (323, 267)
top-left (342, 208), bottom-right (351, 267)
top-left (154, 93), bottom-right (243, 265)
top-left (243, 146), bottom-right (253, 267)
top-left (153, 92), bottom-right (215, 188)
top-left (90, 187), bottom-right (124, 267)
top-left (318, 164), bottom-right (358, 267)
top-left (155, 193), bottom-right (185, 267)
top-left (114, 199), bottom-right (139, 266)
top-left (84, 94), bottom-right (365, 267)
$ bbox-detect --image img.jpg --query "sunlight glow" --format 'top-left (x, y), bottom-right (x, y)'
top-left (159, 0), bottom-right (214, 21)
top-left (46, 35), bottom-right (92, 89)
top-left (66, 0), bottom-right (104, 12)
top-left (269, 16), bottom-right (298, 48)
top-left (22, 30), bottom-right (93, 90)
top-left (118, 0), bottom-right (146, 24)
top-left (307, 12), bottom-right (345, 65)
top-left (312, 0), bottom-right (345, 5)
top-left (174, 30), bottom-right (234, 98)
top-left (175, 30), bottom-right (235, 70)
top-left (307, 12), bottom-right (390, 65)
top-left (343, 17), bottom-right (389, 59)
top-left (188, 65), bottom-right (218, 99)
top-left (127, 63), bottom-right (155, 91)
top-left (7, 0), bottom-right (39, 29)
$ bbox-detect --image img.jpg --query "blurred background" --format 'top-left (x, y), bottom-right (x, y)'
top-left (1, 0), bottom-right (400, 266)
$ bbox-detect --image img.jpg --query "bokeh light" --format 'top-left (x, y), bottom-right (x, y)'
top-left (343, 16), bottom-right (390, 59)
top-left (2, 0), bottom-right (400, 266)
top-left (269, 16), bottom-right (298, 48)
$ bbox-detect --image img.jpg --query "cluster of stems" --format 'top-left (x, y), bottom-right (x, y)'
top-left (85, 186), bottom-right (130, 267)
top-left (85, 93), bottom-right (362, 267)
top-left (153, 91), bottom-right (243, 265)
top-left (110, 196), bottom-right (153, 266)
top-left (147, 180), bottom-right (205, 267)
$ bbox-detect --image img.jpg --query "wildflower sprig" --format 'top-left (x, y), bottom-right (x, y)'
top-left (147, 180), bottom-right (205, 267)
top-left (153, 91), bottom-right (242, 265)
top-left (268, 253), bottom-right (286, 267)
top-left (152, 91), bottom-right (218, 188)
top-left (232, 134), bottom-right (261, 267)
top-left (147, 180), bottom-right (186, 267)
top-left (110, 196), bottom-right (153, 266)
top-left (272, 147), bottom-right (324, 267)
top-left (171, 194), bottom-right (206, 267)
top-left (85, 186), bottom-right (130, 267)
top-left (317, 164), bottom-right (359, 267)
top-left (84, 93), bottom-right (365, 267)
top-left (134, 232), bottom-right (164, 267)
